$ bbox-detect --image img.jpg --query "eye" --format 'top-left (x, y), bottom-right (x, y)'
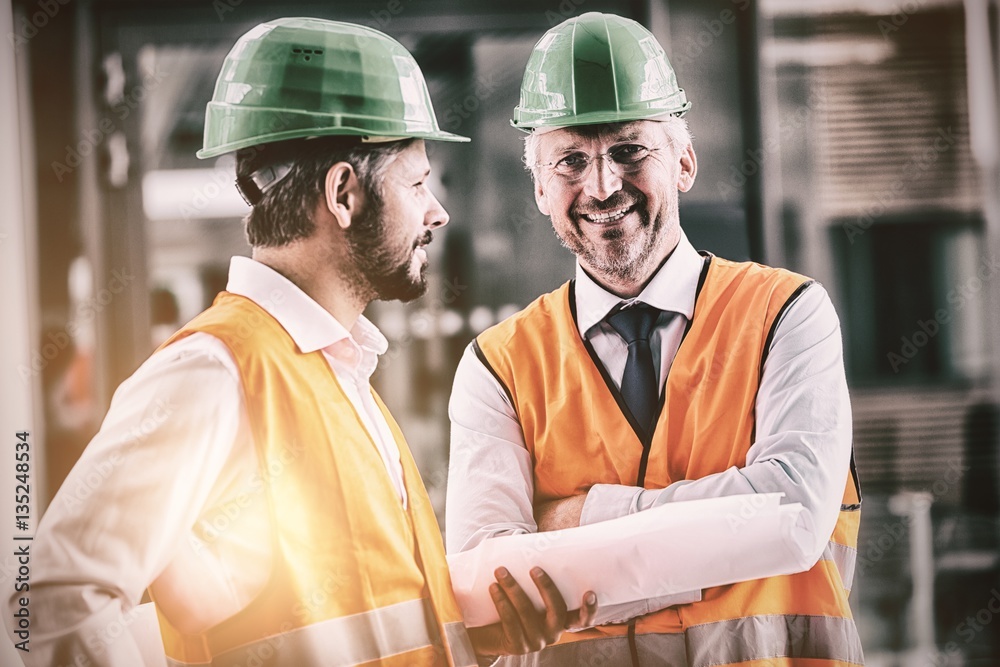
top-left (555, 152), bottom-right (588, 170)
top-left (609, 143), bottom-right (649, 164)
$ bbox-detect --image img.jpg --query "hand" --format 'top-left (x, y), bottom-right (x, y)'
top-left (534, 495), bottom-right (586, 532)
top-left (467, 566), bottom-right (598, 658)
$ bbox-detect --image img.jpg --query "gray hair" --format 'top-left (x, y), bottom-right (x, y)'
top-left (522, 117), bottom-right (692, 182)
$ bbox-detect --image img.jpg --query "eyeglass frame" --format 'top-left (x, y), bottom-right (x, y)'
top-left (531, 142), bottom-right (668, 183)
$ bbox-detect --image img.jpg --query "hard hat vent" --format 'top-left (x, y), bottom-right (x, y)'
top-left (291, 47), bottom-right (322, 62)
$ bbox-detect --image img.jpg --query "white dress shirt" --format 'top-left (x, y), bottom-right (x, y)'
top-left (13, 257), bottom-right (407, 666)
top-left (445, 233), bottom-right (853, 625)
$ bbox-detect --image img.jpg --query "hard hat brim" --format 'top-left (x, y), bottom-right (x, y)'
top-left (198, 122), bottom-right (469, 159)
top-left (509, 102), bottom-right (692, 134)
top-left (197, 126), bottom-right (469, 159)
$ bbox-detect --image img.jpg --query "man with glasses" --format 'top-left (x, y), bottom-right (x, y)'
top-left (446, 12), bottom-right (863, 666)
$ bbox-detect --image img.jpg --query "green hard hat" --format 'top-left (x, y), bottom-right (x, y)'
top-left (198, 17), bottom-right (469, 159)
top-left (511, 12), bottom-right (691, 132)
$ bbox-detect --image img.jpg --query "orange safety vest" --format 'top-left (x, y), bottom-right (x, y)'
top-left (475, 255), bottom-right (863, 667)
top-left (151, 293), bottom-right (475, 667)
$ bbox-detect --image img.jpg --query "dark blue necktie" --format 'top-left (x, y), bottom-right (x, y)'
top-left (607, 303), bottom-right (661, 437)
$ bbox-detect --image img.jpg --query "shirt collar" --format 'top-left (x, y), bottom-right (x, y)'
top-left (574, 232), bottom-right (703, 338)
top-left (226, 256), bottom-right (388, 357)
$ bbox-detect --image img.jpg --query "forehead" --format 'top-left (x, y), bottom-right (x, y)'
top-left (538, 121), bottom-right (664, 153)
top-left (386, 139), bottom-right (430, 176)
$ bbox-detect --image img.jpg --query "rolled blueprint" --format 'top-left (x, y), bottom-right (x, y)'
top-left (447, 493), bottom-right (817, 627)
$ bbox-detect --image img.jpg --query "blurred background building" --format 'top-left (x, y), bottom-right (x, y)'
top-left (1, 0), bottom-right (999, 664)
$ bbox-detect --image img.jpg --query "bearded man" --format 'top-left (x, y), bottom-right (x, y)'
top-left (10, 18), bottom-right (594, 667)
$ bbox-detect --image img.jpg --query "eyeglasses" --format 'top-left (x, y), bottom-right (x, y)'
top-left (534, 143), bottom-right (662, 182)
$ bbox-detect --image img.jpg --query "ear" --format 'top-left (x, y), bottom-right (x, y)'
top-left (324, 162), bottom-right (361, 229)
top-left (533, 176), bottom-right (551, 216)
top-left (677, 144), bottom-right (697, 193)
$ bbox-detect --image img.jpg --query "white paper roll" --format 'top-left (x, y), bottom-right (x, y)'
top-left (447, 493), bottom-right (817, 627)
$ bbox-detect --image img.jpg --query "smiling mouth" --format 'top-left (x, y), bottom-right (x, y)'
top-left (580, 204), bottom-right (634, 224)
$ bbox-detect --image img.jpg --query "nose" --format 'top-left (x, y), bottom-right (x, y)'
top-left (581, 154), bottom-right (623, 201)
top-left (425, 190), bottom-right (450, 229)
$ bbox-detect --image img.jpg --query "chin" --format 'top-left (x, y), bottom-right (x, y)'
top-left (395, 280), bottom-right (428, 303)
top-left (376, 267), bottom-right (428, 303)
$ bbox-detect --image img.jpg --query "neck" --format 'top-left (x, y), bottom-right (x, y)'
top-left (589, 269), bottom-right (656, 299)
top-left (252, 243), bottom-right (368, 330)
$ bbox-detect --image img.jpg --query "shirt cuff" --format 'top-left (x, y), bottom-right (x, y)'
top-left (581, 484), bottom-right (655, 525)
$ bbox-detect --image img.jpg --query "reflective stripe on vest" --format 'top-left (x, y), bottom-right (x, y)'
top-left (495, 615), bottom-right (863, 667)
top-left (688, 614), bottom-right (865, 667)
top-left (164, 597), bottom-right (476, 667)
top-left (444, 621), bottom-right (478, 666)
top-left (823, 539), bottom-right (858, 592)
top-left (496, 633), bottom-right (684, 666)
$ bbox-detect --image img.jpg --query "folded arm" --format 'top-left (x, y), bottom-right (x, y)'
top-left (581, 283), bottom-right (853, 564)
top-left (446, 344), bottom-right (701, 626)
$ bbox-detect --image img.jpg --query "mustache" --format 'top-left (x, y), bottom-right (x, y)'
top-left (413, 231), bottom-right (433, 249)
top-left (574, 191), bottom-right (641, 217)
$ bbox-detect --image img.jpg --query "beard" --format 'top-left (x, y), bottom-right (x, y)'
top-left (344, 200), bottom-right (429, 303)
top-left (557, 189), bottom-right (674, 285)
